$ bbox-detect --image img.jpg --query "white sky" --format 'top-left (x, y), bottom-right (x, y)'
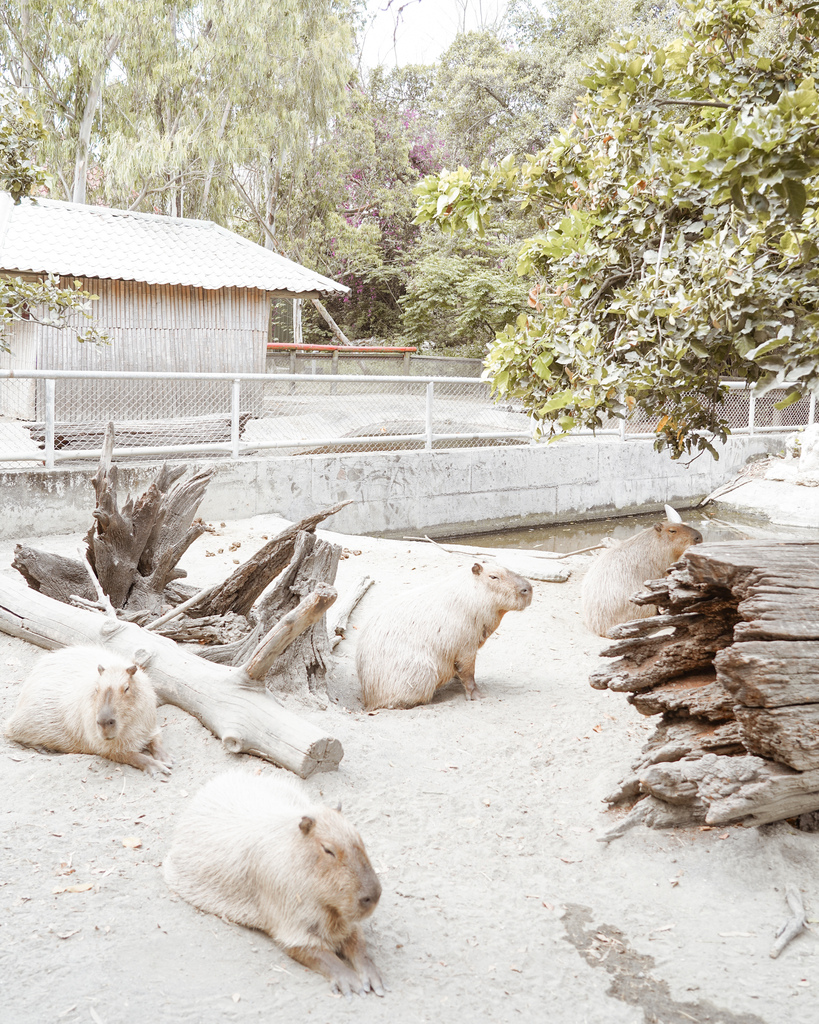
top-left (359, 0), bottom-right (509, 68)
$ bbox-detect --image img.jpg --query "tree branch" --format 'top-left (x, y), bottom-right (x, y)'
top-left (656, 99), bottom-right (732, 109)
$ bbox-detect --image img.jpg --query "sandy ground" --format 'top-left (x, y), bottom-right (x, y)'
top-left (2, 512), bottom-right (818, 1024)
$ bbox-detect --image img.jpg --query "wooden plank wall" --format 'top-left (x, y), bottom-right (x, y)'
top-left (17, 278), bottom-right (270, 421)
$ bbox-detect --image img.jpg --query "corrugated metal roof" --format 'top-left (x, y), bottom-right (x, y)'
top-left (0, 194), bottom-right (349, 296)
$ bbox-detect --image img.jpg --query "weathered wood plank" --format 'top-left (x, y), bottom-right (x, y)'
top-left (589, 612), bottom-right (736, 693)
top-left (629, 670), bottom-right (737, 721)
top-left (734, 705), bottom-right (819, 771)
top-left (638, 753), bottom-right (819, 828)
top-left (715, 640), bottom-right (819, 706)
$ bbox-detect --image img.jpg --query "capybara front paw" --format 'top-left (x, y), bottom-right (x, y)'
top-left (144, 757), bottom-right (172, 777)
top-left (329, 961), bottom-right (370, 998)
top-left (356, 956), bottom-right (385, 996)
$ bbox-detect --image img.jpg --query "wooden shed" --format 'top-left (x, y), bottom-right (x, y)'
top-left (0, 194), bottom-right (347, 421)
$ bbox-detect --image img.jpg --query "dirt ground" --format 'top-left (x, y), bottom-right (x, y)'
top-left (2, 513), bottom-right (818, 1024)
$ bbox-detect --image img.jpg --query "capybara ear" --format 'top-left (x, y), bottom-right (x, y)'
top-left (97, 664), bottom-right (105, 675)
top-left (299, 815), bottom-right (315, 835)
top-left (471, 563), bottom-right (483, 575)
top-left (653, 523), bottom-right (663, 533)
top-left (126, 664), bottom-right (138, 677)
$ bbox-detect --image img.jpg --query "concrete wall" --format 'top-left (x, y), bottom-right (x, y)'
top-left (0, 435), bottom-right (779, 541)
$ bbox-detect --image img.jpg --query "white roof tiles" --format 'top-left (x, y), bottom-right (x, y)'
top-left (0, 194), bottom-right (348, 296)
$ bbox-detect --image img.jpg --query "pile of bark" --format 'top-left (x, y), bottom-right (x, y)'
top-left (0, 423), bottom-right (354, 777)
top-left (592, 541), bottom-right (819, 838)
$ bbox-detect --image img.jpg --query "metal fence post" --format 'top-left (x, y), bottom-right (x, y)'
top-left (425, 381), bottom-right (434, 450)
top-left (619, 418), bottom-right (626, 442)
top-left (231, 378), bottom-right (241, 459)
top-left (810, 393), bottom-right (816, 426)
top-left (748, 391), bottom-right (756, 436)
top-left (44, 377), bottom-right (55, 470)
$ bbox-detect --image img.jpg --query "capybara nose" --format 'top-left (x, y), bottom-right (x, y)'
top-left (692, 531), bottom-right (703, 544)
top-left (361, 877), bottom-right (382, 909)
top-left (98, 715), bottom-right (116, 728)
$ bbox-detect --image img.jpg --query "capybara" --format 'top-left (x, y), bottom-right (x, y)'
top-left (163, 771), bottom-right (383, 997)
top-left (581, 515), bottom-right (703, 637)
top-left (3, 645), bottom-right (171, 776)
top-left (356, 561), bottom-right (533, 710)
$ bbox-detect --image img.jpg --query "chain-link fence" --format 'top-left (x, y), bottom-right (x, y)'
top-left (0, 370), bottom-right (814, 469)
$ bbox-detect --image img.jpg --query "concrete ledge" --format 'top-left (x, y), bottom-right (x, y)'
top-left (0, 435), bottom-right (779, 540)
top-left (713, 477), bottom-right (819, 529)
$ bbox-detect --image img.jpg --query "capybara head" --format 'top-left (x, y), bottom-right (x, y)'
top-left (652, 520), bottom-right (703, 562)
top-left (298, 807), bottom-right (381, 924)
top-left (472, 562), bottom-right (533, 611)
top-left (94, 662), bottom-right (144, 741)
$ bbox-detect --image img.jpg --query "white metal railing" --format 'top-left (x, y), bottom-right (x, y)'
top-left (0, 369), bottom-right (814, 469)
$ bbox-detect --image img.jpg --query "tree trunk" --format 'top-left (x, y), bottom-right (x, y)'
top-left (190, 500), bottom-right (350, 618)
top-left (72, 33), bottom-right (120, 204)
top-left (311, 298), bottom-right (352, 346)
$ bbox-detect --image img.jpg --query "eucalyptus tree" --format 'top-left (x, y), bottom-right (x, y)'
top-left (415, 0), bottom-right (819, 458)
top-left (0, 0), bottom-right (357, 235)
top-left (0, 0), bottom-right (128, 203)
top-left (100, 0), bottom-right (356, 241)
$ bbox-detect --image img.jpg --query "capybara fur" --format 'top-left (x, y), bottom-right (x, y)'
top-left (163, 771), bottom-right (383, 997)
top-left (581, 519), bottom-right (703, 637)
top-left (356, 561), bottom-right (533, 710)
top-left (3, 645), bottom-right (171, 776)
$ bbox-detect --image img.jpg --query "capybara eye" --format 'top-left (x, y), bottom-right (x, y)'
top-left (123, 683), bottom-right (130, 693)
top-left (322, 846), bottom-right (336, 858)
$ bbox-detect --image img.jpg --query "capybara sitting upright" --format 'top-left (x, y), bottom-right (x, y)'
top-left (581, 514), bottom-right (702, 637)
top-left (356, 561), bottom-right (533, 710)
top-left (3, 645), bottom-right (171, 776)
top-left (163, 771), bottom-right (383, 997)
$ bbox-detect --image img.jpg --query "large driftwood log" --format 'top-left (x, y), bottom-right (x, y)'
top-left (198, 531), bottom-right (341, 700)
top-left (0, 577), bottom-right (342, 777)
top-left (14, 423), bottom-right (216, 615)
top-left (189, 500), bottom-right (350, 618)
top-left (12, 547), bottom-right (96, 605)
top-left (86, 424), bottom-right (215, 612)
top-left (594, 540), bottom-right (819, 834)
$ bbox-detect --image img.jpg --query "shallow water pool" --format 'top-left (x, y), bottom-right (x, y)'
top-left (445, 506), bottom-right (819, 553)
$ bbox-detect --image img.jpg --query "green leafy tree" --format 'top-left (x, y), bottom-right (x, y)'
top-left (434, 1), bottom-right (677, 168)
top-left (399, 234), bottom-right (525, 353)
top-left (415, 0), bottom-right (819, 457)
top-left (0, 85), bottom-right (105, 351)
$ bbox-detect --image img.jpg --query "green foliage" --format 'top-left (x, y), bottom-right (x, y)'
top-left (434, 0), bottom-right (677, 167)
top-left (0, 88), bottom-right (48, 201)
top-left (0, 273), bottom-right (107, 353)
top-left (399, 235), bottom-right (526, 351)
top-left (414, 0), bottom-right (819, 457)
top-left (0, 87), bottom-right (106, 351)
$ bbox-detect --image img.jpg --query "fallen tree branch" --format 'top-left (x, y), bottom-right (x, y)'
top-left (329, 576), bottom-right (374, 649)
top-left (770, 885), bottom-right (807, 959)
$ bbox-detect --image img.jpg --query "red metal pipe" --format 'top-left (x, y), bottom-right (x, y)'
top-left (266, 343), bottom-right (417, 353)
